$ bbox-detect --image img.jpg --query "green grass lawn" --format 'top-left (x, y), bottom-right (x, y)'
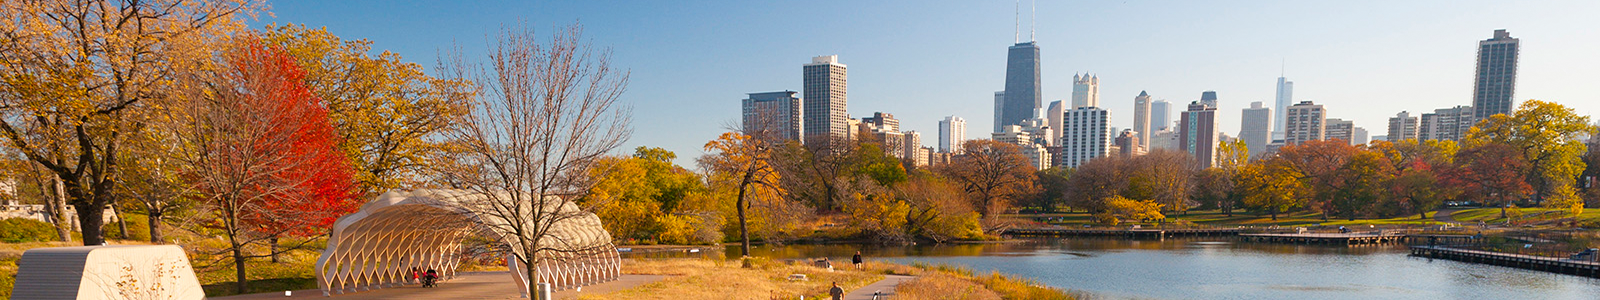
top-left (1448, 207), bottom-right (1600, 225)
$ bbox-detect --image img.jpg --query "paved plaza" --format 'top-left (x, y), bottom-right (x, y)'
top-left (213, 272), bottom-right (666, 300)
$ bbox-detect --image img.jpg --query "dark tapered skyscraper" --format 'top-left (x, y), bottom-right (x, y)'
top-left (997, 42), bottom-right (1041, 132)
top-left (1473, 29), bottom-right (1519, 120)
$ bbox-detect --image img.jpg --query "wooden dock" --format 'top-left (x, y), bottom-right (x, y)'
top-left (1411, 246), bottom-right (1600, 278)
top-left (1237, 233), bottom-right (1404, 246)
top-left (1003, 228), bottom-right (1240, 238)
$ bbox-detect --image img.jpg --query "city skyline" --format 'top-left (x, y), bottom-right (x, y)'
top-left (258, 1), bottom-right (1600, 166)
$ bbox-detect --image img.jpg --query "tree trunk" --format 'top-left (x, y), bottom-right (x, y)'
top-left (233, 244), bottom-right (248, 294)
top-left (736, 182), bottom-right (751, 257)
top-left (74, 201), bottom-right (105, 246)
top-left (113, 204), bottom-right (129, 240)
top-left (148, 210), bottom-right (164, 243)
top-left (270, 237), bottom-right (281, 263)
top-left (1419, 211), bottom-right (1428, 220)
top-left (46, 176), bottom-right (72, 243)
top-left (1270, 210), bottom-right (1278, 220)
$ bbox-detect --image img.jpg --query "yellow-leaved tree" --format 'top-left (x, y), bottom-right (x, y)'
top-left (1464, 100), bottom-right (1595, 216)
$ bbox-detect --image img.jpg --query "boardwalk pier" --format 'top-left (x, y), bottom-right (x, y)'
top-left (1237, 233), bottom-right (1404, 246)
top-left (1411, 246), bottom-right (1600, 278)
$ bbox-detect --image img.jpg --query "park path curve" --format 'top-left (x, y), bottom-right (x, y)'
top-left (1433, 208), bottom-right (1466, 225)
top-left (843, 275), bottom-right (916, 299)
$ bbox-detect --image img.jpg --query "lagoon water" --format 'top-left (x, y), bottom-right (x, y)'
top-left (720, 238), bottom-right (1600, 300)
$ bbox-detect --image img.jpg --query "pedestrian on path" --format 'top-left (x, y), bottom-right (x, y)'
top-left (852, 251), bottom-right (863, 270)
top-left (829, 282), bottom-right (844, 300)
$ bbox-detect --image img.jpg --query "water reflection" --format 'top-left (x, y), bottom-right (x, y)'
top-left (684, 237), bottom-right (1600, 300)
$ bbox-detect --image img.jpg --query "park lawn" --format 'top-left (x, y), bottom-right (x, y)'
top-left (1449, 207), bottom-right (1600, 225)
top-left (1020, 209), bottom-right (1450, 228)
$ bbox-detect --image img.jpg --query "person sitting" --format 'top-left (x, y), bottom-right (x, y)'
top-left (422, 269), bottom-right (439, 288)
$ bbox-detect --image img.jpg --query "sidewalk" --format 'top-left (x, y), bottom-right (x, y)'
top-left (211, 272), bottom-right (665, 300)
top-left (842, 275), bottom-right (915, 300)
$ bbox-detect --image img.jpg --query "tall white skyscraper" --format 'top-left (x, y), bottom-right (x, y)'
top-left (939, 116), bottom-right (966, 154)
top-left (741, 91), bottom-right (802, 141)
top-left (1059, 107), bottom-right (1109, 168)
top-left (1071, 74), bottom-right (1100, 109)
top-left (1420, 105), bottom-right (1475, 141)
top-left (1285, 101), bottom-right (1325, 145)
top-left (1353, 127), bottom-right (1370, 145)
top-left (803, 55), bottom-right (847, 148)
top-left (1046, 100), bottom-right (1064, 144)
top-left (1239, 101), bottom-right (1271, 157)
top-left (992, 91), bottom-right (1005, 132)
top-left (1152, 100), bottom-right (1172, 131)
top-left (1133, 91), bottom-right (1152, 150)
top-left (1273, 76), bottom-right (1294, 141)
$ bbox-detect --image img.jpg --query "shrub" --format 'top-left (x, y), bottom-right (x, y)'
top-left (0, 218), bottom-right (56, 243)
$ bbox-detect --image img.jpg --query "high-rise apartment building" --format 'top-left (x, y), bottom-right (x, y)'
top-left (1388, 111), bottom-right (1420, 142)
top-left (1200, 91), bottom-right (1219, 108)
top-left (861, 112), bottom-right (899, 132)
top-left (1325, 118), bottom-right (1354, 144)
top-left (1072, 74), bottom-right (1100, 109)
top-left (1133, 91), bottom-right (1152, 150)
top-left (1114, 129), bottom-right (1144, 157)
top-left (1152, 100), bottom-right (1172, 131)
top-left (1059, 107), bottom-right (1109, 168)
top-left (938, 116), bottom-right (966, 153)
top-left (1420, 105), bottom-right (1475, 141)
top-left (1046, 100), bottom-right (1065, 144)
top-left (1353, 127), bottom-right (1370, 145)
top-left (992, 125), bottom-right (1052, 170)
top-left (1285, 101), bottom-right (1325, 145)
top-left (1273, 77), bottom-right (1294, 141)
top-left (803, 55), bottom-right (848, 148)
top-left (1179, 101), bottom-right (1219, 168)
top-left (741, 91), bottom-right (802, 141)
top-left (903, 131), bottom-right (922, 160)
top-left (1473, 29), bottom-right (1519, 121)
top-left (1240, 101), bottom-right (1271, 157)
top-left (999, 42), bottom-right (1042, 132)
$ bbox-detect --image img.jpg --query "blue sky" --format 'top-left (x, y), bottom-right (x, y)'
top-left (259, 0), bottom-right (1600, 167)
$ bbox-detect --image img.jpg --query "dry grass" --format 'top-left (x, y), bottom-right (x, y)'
top-left (894, 271), bottom-right (1001, 300)
top-left (585, 257), bottom-right (883, 300)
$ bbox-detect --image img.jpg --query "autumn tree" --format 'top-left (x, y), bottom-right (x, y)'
top-left (259, 24), bottom-right (472, 196)
top-left (1027, 167), bottom-right (1072, 213)
top-left (1464, 100), bottom-right (1594, 215)
top-left (1275, 139), bottom-right (1361, 221)
top-left (1095, 196), bottom-right (1164, 225)
top-left (1191, 167), bottom-right (1236, 216)
top-left (1235, 160), bottom-right (1305, 220)
top-left (1125, 150), bottom-right (1194, 213)
top-left (1329, 151), bottom-right (1394, 220)
top-left (895, 173), bottom-right (983, 242)
top-left (1444, 143), bottom-right (1534, 218)
top-left (0, 0), bottom-right (258, 246)
top-left (1065, 155), bottom-right (1128, 213)
top-left (584, 147), bottom-right (707, 243)
top-left (938, 140), bottom-right (1038, 218)
top-left (173, 38), bottom-right (359, 293)
top-left (436, 24), bottom-right (631, 295)
top-left (701, 131), bottom-right (793, 255)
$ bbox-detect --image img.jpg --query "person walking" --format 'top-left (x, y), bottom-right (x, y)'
top-left (852, 251), bottom-right (864, 270)
top-left (829, 282), bottom-right (845, 300)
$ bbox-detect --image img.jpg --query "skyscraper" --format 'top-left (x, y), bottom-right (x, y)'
top-left (1059, 107), bottom-right (1109, 168)
top-left (1388, 111), bottom-right (1420, 142)
top-left (939, 116), bottom-right (966, 154)
top-left (1152, 100), bottom-right (1172, 131)
top-left (1046, 100), bottom-right (1065, 144)
top-left (1353, 127), bottom-right (1370, 145)
top-left (1179, 101), bottom-right (1219, 168)
top-left (1114, 129), bottom-right (1145, 157)
top-left (803, 55), bottom-right (847, 148)
top-left (1325, 118), bottom-right (1354, 144)
top-left (1473, 29), bottom-right (1519, 121)
top-left (1239, 101), bottom-right (1271, 157)
top-left (992, 91), bottom-right (1005, 132)
top-left (999, 41), bottom-right (1042, 132)
top-left (1072, 74), bottom-right (1100, 109)
top-left (903, 131), bottom-right (922, 160)
top-left (1133, 91), bottom-right (1152, 150)
top-left (741, 91), bottom-right (802, 141)
top-left (1285, 101), bottom-right (1325, 145)
top-left (1273, 77), bottom-right (1294, 141)
top-left (1199, 91), bottom-right (1218, 108)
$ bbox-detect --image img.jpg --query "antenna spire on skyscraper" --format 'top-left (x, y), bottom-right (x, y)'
top-left (1030, 0), bottom-right (1036, 42)
top-left (1014, 0), bottom-right (1019, 43)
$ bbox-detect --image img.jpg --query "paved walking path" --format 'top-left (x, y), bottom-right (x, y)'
top-left (212, 272), bottom-right (665, 300)
top-left (842, 275), bottom-right (915, 299)
top-left (1433, 208), bottom-right (1465, 225)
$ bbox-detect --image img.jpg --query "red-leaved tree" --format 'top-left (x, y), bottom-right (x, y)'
top-left (172, 37), bottom-right (358, 294)
top-left (1443, 143), bottom-right (1533, 219)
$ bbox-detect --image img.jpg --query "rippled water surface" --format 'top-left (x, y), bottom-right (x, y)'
top-left (719, 238), bottom-right (1600, 300)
